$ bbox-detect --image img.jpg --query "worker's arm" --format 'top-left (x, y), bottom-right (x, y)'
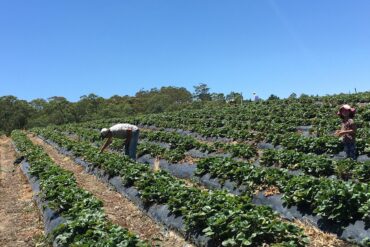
top-left (99, 136), bottom-right (112, 153)
top-left (335, 128), bottom-right (356, 136)
top-left (335, 122), bottom-right (356, 136)
top-left (336, 129), bottom-right (355, 136)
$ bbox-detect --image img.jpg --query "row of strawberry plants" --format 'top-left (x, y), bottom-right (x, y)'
top-left (56, 122), bottom-right (367, 189)
top-left (54, 125), bottom-right (284, 191)
top-left (59, 124), bottom-right (257, 161)
top-left (53, 124), bottom-right (370, 245)
top-left (261, 149), bottom-right (370, 182)
top-left (266, 133), bottom-right (370, 156)
top-left (63, 122), bottom-right (370, 189)
top-left (59, 122), bottom-right (370, 187)
top-left (79, 100), bottom-right (367, 140)
top-left (136, 142), bottom-right (187, 162)
top-left (69, 102), bottom-right (318, 140)
top-left (140, 123), bottom-right (369, 157)
top-left (33, 127), bottom-right (309, 247)
top-left (130, 103), bottom-right (325, 137)
top-left (140, 130), bottom-right (257, 159)
top-left (111, 129), bottom-right (256, 161)
top-left (52, 125), bottom-right (370, 225)
top-left (76, 115), bottom-right (369, 156)
top-left (11, 130), bottom-right (147, 247)
top-left (135, 119), bottom-right (369, 156)
top-left (142, 127), bottom-right (367, 157)
top-left (57, 125), bottom-right (188, 162)
top-left (91, 91), bottom-right (370, 144)
top-left (118, 96), bottom-right (370, 152)
top-left (196, 156), bottom-right (370, 225)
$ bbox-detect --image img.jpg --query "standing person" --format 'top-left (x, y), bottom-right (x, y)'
top-left (335, 104), bottom-right (357, 160)
top-left (99, 123), bottom-right (140, 160)
top-left (253, 92), bottom-right (260, 102)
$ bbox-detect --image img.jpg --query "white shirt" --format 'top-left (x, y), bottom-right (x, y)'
top-left (109, 123), bottom-right (139, 139)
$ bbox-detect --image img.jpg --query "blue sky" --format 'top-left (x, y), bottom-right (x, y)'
top-left (1, 0), bottom-right (369, 101)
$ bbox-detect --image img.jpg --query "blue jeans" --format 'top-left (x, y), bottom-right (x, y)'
top-left (124, 130), bottom-right (139, 160)
top-left (344, 142), bottom-right (356, 160)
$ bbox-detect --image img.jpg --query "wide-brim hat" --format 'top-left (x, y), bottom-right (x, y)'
top-left (337, 104), bottom-right (356, 116)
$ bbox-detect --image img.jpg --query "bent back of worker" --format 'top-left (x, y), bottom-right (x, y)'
top-left (109, 123), bottom-right (139, 139)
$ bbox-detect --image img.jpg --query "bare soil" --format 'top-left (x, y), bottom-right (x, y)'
top-left (293, 220), bottom-right (354, 247)
top-left (0, 136), bottom-right (44, 247)
top-left (28, 134), bottom-right (193, 247)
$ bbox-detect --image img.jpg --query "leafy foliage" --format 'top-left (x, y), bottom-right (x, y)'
top-left (34, 127), bottom-right (308, 246)
top-left (11, 130), bottom-right (147, 246)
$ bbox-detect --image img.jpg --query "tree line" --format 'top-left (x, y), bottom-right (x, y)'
top-left (0, 84), bottom-right (259, 135)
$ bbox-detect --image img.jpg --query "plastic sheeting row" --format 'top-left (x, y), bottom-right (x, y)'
top-left (41, 136), bottom-right (370, 245)
top-left (40, 137), bottom-right (212, 247)
top-left (137, 154), bottom-right (370, 245)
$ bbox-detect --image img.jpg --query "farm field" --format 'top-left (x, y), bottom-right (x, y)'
top-left (3, 0), bottom-right (370, 245)
top-left (8, 91), bottom-right (370, 246)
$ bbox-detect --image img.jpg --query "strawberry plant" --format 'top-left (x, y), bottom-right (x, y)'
top-left (12, 130), bottom-right (147, 247)
top-left (34, 127), bottom-right (309, 246)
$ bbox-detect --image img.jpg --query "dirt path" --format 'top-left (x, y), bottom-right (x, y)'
top-left (28, 134), bottom-right (193, 247)
top-left (0, 136), bottom-right (44, 247)
top-left (293, 220), bottom-right (354, 247)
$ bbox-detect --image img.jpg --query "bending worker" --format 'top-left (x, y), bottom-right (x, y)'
top-left (99, 123), bottom-right (139, 160)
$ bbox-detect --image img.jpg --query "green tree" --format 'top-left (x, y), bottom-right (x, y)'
top-left (267, 94), bottom-right (280, 101)
top-left (30, 98), bottom-right (47, 111)
top-left (226, 92), bottom-right (243, 104)
top-left (288, 93), bottom-right (297, 99)
top-left (0, 96), bottom-right (33, 134)
top-left (45, 96), bottom-right (76, 125)
top-left (193, 83), bottom-right (211, 102)
top-left (160, 86), bottom-right (192, 104)
top-left (211, 93), bottom-right (225, 102)
top-left (134, 86), bottom-right (192, 113)
top-left (75, 94), bottom-right (104, 121)
top-left (27, 98), bottom-right (49, 127)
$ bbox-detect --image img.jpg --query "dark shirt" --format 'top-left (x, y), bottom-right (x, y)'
top-left (341, 118), bottom-right (356, 143)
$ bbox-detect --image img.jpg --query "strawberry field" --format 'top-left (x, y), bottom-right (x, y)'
top-left (12, 91), bottom-right (370, 246)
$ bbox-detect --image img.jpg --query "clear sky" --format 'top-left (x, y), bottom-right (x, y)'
top-left (1, 0), bottom-right (369, 101)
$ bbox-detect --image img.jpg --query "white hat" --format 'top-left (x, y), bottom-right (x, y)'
top-left (341, 104), bottom-right (352, 110)
top-left (100, 128), bottom-right (109, 137)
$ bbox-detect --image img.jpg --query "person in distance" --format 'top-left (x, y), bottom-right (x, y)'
top-left (335, 104), bottom-right (357, 160)
top-left (99, 123), bottom-right (139, 160)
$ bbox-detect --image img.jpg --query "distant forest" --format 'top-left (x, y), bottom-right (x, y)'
top-left (0, 84), bottom-right (253, 135)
